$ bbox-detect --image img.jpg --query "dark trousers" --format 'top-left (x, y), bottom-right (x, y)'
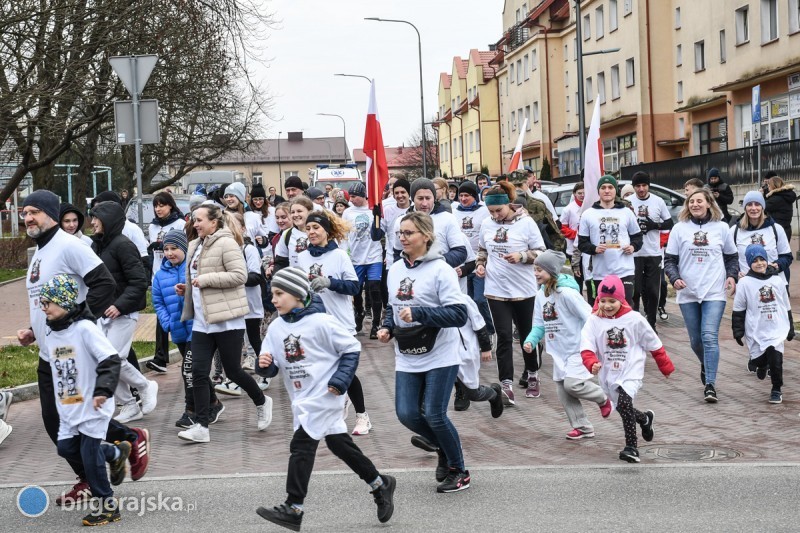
top-left (659, 272), bottom-right (668, 308)
top-left (57, 434), bottom-right (116, 499)
top-left (176, 341), bottom-right (217, 412)
top-left (585, 279), bottom-right (597, 304)
top-left (633, 256), bottom-right (662, 328)
top-left (488, 297), bottom-right (539, 382)
top-left (286, 426), bottom-right (380, 505)
top-left (127, 347), bottom-right (140, 371)
top-left (348, 374), bottom-right (366, 413)
top-left (153, 319), bottom-right (170, 367)
top-left (752, 346), bottom-right (784, 391)
top-left (354, 280), bottom-right (382, 325)
top-left (616, 388), bottom-right (647, 448)
top-left (191, 329), bottom-right (264, 426)
top-left (457, 379), bottom-right (497, 402)
top-left (245, 317), bottom-right (262, 355)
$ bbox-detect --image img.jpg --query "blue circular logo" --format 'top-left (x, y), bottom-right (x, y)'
top-left (17, 485), bottom-right (49, 517)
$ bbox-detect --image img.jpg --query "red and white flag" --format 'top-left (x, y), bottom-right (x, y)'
top-left (580, 100), bottom-right (604, 213)
top-left (362, 79), bottom-right (389, 209)
top-left (507, 117), bottom-right (529, 173)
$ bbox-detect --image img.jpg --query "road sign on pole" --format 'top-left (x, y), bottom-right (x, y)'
top-left (753, 85), bottom-right (762, 182)
top-left (114, 100), bottom-right (161, 145)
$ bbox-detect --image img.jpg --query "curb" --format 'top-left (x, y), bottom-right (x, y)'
top-left (0, 276), bottom-right (24, 288)
top-left (5, 348), bottom-right (182, 402)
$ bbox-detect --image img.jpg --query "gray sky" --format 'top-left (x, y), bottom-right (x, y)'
top-left (257, 0), bottom-right (503, 156)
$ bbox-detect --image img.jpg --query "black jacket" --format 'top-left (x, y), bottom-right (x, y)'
top-left (765, 184), bottom-right (796, 234)
top-left (708, 178), bottom-right (734, 221)
top-left (90, 202), bottom-right (148, 315)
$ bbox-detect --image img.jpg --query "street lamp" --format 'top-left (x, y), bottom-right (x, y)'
top-left (365, 17), bottom-right (428, 178)
top-left (277, 131), bottom-right (284, 196)
top-left (311, 138), bottom-right (333, 163)
top-left (316, 113), bottom-right (347, 163)
top-left (334, 73), bottom-right (372, 84)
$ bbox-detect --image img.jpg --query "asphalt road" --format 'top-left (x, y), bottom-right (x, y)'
top-left (2, 464), bottom-right (799, 532)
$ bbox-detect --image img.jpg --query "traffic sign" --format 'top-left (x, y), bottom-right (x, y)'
top-left (113, 100), bottom-right (160, 145)
top-left (109, 55), bottom-right (158, 96)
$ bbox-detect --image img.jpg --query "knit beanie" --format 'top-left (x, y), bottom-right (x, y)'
top-left (742, 190), bottom-right (765, 209)
top-left (410, 178), bottom-right (436, 200)
top-left (348, 182), bottom-right (367, 198)
top-left (189, 194), bottom-right (206, 211)
top-left (620, 184), bottom-right (635, 198)
top-left (272, 267), bottom-right (310, 302)
top-left (707, 168), bottom-right (720, 179)
top-left (250, 183), bottom-right (266, 199)
top-left (91, 190), bottom-right (122, 208)
top-left (534, 250), bottom-right (566, 280)
top-left (162, 230), bottom-right (188, 255)
top-left (285, 176), bottom-right (304, 190)
top-left (225, 182), bottom-right (246, 204)
top-left (393, 178), bottom-right (411, 194)
top-left (596, 175), bottom-right (618, 192)
top-left (597, 275), bottom-right (625, 302)
top-left (23, 190), bottom-right (60, 222)
top-left (745, 243), bottom-right (768, 267)
top-left (306, 187), bottom-right (325, 200)
top-left (458, 180), bottom-right (480, 202)
top-left (40, 274), bottom-right (79, 311)
top-left (631, 171), bottom-right (651, 186)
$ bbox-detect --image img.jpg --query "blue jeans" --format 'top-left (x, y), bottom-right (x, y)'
top-left (679, 300), bottom-right (726, 385)
top-left (57, 434), bottom-right (117, 499)
top-left (468, 273), bottom-right (495, 334)
top-left (395, 365), bottom-right (464, 470)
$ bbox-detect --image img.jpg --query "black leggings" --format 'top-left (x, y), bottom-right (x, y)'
top-left (488, 297), bottom-right (539, 383)
top-left (354, 280), bottom-right (382, 325)
top-left (245, 317), bottom-right (262, 356)
top-left (176, 341), bottom-right (218, 412)
top-left (616, 388), bottom-right (647, 448)
top-left (348, 375), bottom-right (367, 413)
top-left (192, 329), bottom-right (264, 427)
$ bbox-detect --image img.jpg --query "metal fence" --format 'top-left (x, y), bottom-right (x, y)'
top-left (621, 139), bottom-right (800, 190)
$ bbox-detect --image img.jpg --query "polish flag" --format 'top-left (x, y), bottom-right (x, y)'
top-left (362, 80), bottom-right (389, 209)
top-left (580, 100), bottom-right (604, 214)
top-left (507, 118), bottom-right (529, 173)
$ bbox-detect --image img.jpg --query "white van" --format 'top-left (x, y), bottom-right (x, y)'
top-left (183, 170), bottom-right (243, 194)
top-left (310, 164), bottom-right (363, 191)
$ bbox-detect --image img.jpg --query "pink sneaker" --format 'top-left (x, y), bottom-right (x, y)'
top-left (501, 383), bottom-right (515, 406)
top-left (566, 428), bottom-right (595, 440)
top-left (599, 397), bottom-right (613, 418)
top-left (525, 374), bottom-right (540, 398)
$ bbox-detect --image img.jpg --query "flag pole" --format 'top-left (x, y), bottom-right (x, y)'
top-left (373, 149), bottom-right (381, 227)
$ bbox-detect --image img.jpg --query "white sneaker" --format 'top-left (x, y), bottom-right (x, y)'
top-left (256, 396), bottom-right (273, 431)
top-left (0, 419), bottom-right (11, 446)
top-left (139, 380), bottom-right (159, 415)
top-left (115, 402), bottom-right (143, 423)
top-left (242, 355), bottom-right (255, 371)
top-left (177, 423), bottom-right (210, 443)
top-left (215, 380), bottom-right (242, 396)
top-left (352, 412), bottom-right (372, 436)
top-left (0, 391), bottom-right (12, 421)
top-left (258, 377), bottom-right (272, 391)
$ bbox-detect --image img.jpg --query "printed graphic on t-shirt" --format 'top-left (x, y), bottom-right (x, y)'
top-left (493, 228), bottom-right (508, 243)
top-left (295, 237), bottom-right (308, 253)
top-left (462, 216), bottom-right (474, 230)
top-left (750, 233), bottom-right (765, 245)
top-left (636, 205), bottom-right (649, 218)
top-left (606, 327), bottom-right (627, 349)
top-left (354, 213), bottom-right (370, 240)
top-left (308, 263), bottom-right (323, 278)
top-left (397, 277), bottom-right (414, 301)
top-left (543, 302), bottom-right (558, 321)
top-left (156, 228), bottom-right (167, 243)
top-left (54, 345), bottom-right (84, 405)
top-left (759, 285), bottom-right (776, 303)
top-left (693, 231), bottom-right (709, 246)
top-left (29, 258), bottom-right (41, 283)
top-left (284, 334), bottom-right (305, 363)
top-left (598, 218), bottom-right (621, 248)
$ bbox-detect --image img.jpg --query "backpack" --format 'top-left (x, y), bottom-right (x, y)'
top-left (522, 195), bottom-right (566, 252)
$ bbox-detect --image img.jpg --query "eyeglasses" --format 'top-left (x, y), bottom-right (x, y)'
top-left (395, 230), bottom-right (420, 239)
top-left (20, 208), bottom-right (42, 219)
top-left (39, 300), bottom-right (51, 310)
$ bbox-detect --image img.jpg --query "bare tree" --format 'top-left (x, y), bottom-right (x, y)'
top-left (402, 125), bottom-right (439, 180)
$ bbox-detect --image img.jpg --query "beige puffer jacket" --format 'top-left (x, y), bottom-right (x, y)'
top-left (181, 227), bottom-right (249, 324)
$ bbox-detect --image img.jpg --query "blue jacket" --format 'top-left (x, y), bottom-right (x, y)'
top-left (152, 257), bottom-right (192, 343)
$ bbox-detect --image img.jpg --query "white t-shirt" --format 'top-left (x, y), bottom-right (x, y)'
top-left (297, 247), bottom-right (358, 335)
top-left (733, 274), bottom-right (791, 358)
top-left (342, 205), bottom-right (382, 266)
top-left (630, 194), bottom-right (671, 257)
top-left (729, 222), bottom-right (791, 285)
top-left (579, 310), bottom-right (662, 407)
top-left (478, 215), bottom-right (545, 299)
top-left (243, 243), bottom-right (264, 319)
top-left (123, 220), bottom-right (149, 257)
top-left (45, 320), bottom-right (118, 440)
top-left (189, 243), bottom-right (246, 333)
top-left (148, 218), bottom-right (186, 277)
top-left (665, 220), bottom-right (737, 304)
top-left (578, 206), bottom-right (640, 279)
top-left (534, 284), bottom-right (593, 381)
top-left (263, 311), bottom-right (361, 440)
top-left (27, 229), bottom-right (103, 359)
top-left (560, 200), bottom-right (582, 256)
top-left (245, 209), bottom-right (279, 243)
top-left (457, 296), bottom-right (486, 389)
top-left (274, 227), bottom-right (309, 268)
top-left (453, 204), bottom-right (491, 252)
top-left (387, 255), bottom-right (465, 373)
top-left (382, 202), bottom-right (410, 264)
top-left (391, 209), bottom-right (464, 261)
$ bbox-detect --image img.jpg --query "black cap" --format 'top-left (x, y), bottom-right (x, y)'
top-left (250, 183), bottom-right (266, 199)
top-left (458, 180), bottom-right (479, 201)
top-left (631, 171), bottom-right (650, 186)
top-left (285, 176), bottom-right (303, 190)
top-left (23, 190), bottom-right (60, 221)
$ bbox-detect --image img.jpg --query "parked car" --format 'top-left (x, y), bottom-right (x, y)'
top-left (125, 194), bottom-right (191, 238)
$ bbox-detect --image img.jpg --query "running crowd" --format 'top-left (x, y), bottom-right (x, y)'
top-left (2, 166), bottom-right (795, 530)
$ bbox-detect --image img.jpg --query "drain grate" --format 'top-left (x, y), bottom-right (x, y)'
top-left (641, 444), bottom-right (741, 462)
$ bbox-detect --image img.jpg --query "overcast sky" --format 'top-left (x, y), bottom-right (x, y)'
top-left (255, 0), bottom-right (503, 156)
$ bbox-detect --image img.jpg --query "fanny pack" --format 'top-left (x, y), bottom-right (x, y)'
top-left (393, 324), bottom-right (441, 355)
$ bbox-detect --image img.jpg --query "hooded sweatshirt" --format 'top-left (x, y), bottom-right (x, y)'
top-left (59, 203), bottom-right (93, 246)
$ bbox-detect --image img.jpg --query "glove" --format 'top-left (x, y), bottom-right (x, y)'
top-left (310, 276), bottom-right (331, 293)
top-left (373, 204), bottom-right (382, 218)
top-left (734, 337), bottom-right (743, 346)
top-left (638, 217), bottom-right (660, 233)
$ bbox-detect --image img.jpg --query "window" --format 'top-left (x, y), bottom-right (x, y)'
top-left (694, 40), bottom-right (705, 72)
top-left (516, 60), bottom-right (523, 84)
top-left (676, 44), bottom-right (682, 66)
top-left (565, 70), bottom-right (569, 87)
top-left (791, 0), bottom-right (800, 33)
top-left (698, 118), bottom-right (728, 154)
top-left (532, 49), bottom-right (538, 70)
top-left (761, 0), bottom-right (778, 42)
top-left (678, 117), bottom-right (685, 136)
top-left (456, 95), bottom-right (461, 107)
top-left (609, 0), bottom-right (619, 31)
top-left (475, 130), bottom-right (481, 152)
top-left (602, 133), bottom-right (638, 172)
top-left (516, 8), bottom-right (522, 22)
top-left (586, 76), bottom-right (594, 102)
top-left (625, 58), bottom-right (635, 86)
top-left (674, 7), bottom-right (681, 29)
top-left (574, 38), bottom-right (578, 60)
top-left (533, 102), bottom-right (540, 123)
top-left (284, 171), bottom-right (299, 179)
top-left (583, 14), bottom-right (591, 40)
top-left (736, 6), bottom-right (749, 44)
top-left (623, 0), bottom-right (632, 16)
top-left (511, 110), bottom-right (516, 131)
top-left (518, 108), bottom-right (524, 129)
top-left (575, 92), bottom-right (579, 115)
top-left (252, 172), bottom-right (262, 185)
top-left (510, 63), bottom-right (515, 85)
top-left (611, 65), bottom-right (620, 99)
top-left (451, 98), bottom-right (456, 111)
top-left (469, 132), bottom-right (474, 153)
top-left (523, 55), bottom-right (530, 80)
top-left (524, 106), bottom-right (531, 129)
top-left (598, 72), bottom-right (606, 104)
top-left (564, 43), bottom-right (569, 61)
top-left (719, 30), bottom-right (727, 62)
top-left (596, 6), bottom-right (605, 39)
top-left (677, 81), bottom-right (684, 102)
top-left (566, 94), bottom-right (570, 112)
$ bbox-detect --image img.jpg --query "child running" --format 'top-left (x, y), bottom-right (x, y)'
top-left (523, 250), bottom-right (613, 440)
top-left (732, 244), bottom-right (795, 404)
top-left (39, 274), bottom-right (131, 526)
top-left (255, 268), bottom-right (395, 531)
top-left (579, 275), bottom-right (674, 463)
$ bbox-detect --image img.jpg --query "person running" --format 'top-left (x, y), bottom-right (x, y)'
top-left (475, 181), bottom-right (546, 404)
top-left (523, 251), bottom-right (612, 440)
top-left (732, 244), bottom-right (795, 405)
top-left (59, 203), bottom-right (93, 246)
top-left (274, 196), bottom-right (312, 271)
top-left (255, 268), bottom-right (396, 530)
top-left (249, 183), bottom-right (280, 249)
top-left (176, 203), bottom-right (271, 443)
top-left (664, 188), bottom-right (738, 403)
top-left (580, 275), bottom-right (674, 463)
top-left (378, 211), bottom-right (471, 493)
top-left (560, 182), bottom-right (586, 295)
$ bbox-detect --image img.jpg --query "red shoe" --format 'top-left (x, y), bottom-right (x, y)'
top-left (599, 398), bottom-right (613, 418)
top-left (128, 428), bottom-right (150, 481)
top-left (55, 478), bottom-right (92, 506)
top-left (566, 428), bottom-right (596, 440)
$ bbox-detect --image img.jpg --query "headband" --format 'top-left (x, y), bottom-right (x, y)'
top-left (484, 194), bottom-right (510, 206)
top-left (305, 212), bottom-right (332, 234)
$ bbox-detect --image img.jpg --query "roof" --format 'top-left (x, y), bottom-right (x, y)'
top-left (352, 146), bottom-right (419, 169)
top-left (453, 56), bottom-right (468, 79)
top-left (710, 60), bottom-right (800, 92)
top-left (673, 95), bottom-right (726, 113)
top-left (469, 49), bottom-right (498, 81)
top-left (210, 137), bottom-right (349, 164)
top-left (439, 72), bottom-right (452, 89)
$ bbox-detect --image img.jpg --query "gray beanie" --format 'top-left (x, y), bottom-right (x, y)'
top-left (534, 250), bottom-right (566, 280)
top-left (272, 267), bottom-right (310, 302)
top-left (225, 182), bottom-right (246, 204)
top-left (410, 178), bottom-right (436, 200)
top-left (306, 187), bottom-right (324, 200)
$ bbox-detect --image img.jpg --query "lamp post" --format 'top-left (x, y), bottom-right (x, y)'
top-left (365, 17), bottom-right (428, 178)
top-left (277, 131), bottom-right (283, 196)
top-left (317, 113), bottom-right (347, 163)
top-left (312, 138), bottom-right (333, 163)
top-left (334, 73), bottom-right (372, 84)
